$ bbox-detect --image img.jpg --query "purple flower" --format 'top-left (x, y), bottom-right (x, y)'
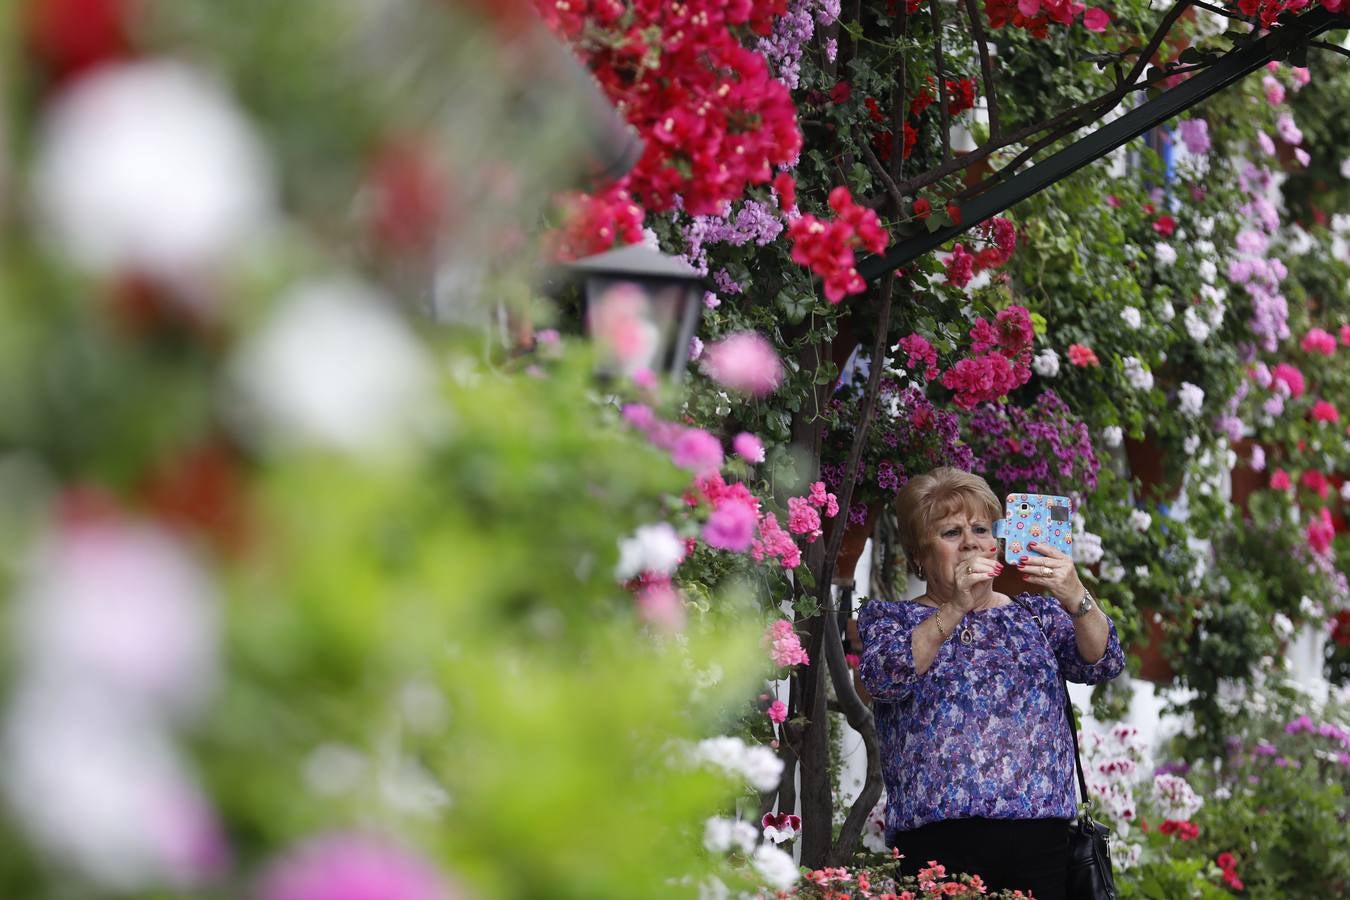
top-left (256, 833), bottom-right (458, 900)
top-left (1177, 118), bottom-right (1210, 155)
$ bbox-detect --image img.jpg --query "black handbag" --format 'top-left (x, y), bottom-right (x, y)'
top-left (1011, 596), bottom-right (1118, 900)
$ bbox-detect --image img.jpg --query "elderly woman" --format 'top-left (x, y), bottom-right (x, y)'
top-left (858, 468), bottom-right (1125, 899)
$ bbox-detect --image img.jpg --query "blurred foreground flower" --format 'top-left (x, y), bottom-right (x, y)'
top-left (228, 278), bottom-right (438, 457)
top-left (700, 332), bottom-right (784, 396)
top-left (256, 833), bottom-right (461, 900)
top-left (34, 60), bottom-right (274, 284)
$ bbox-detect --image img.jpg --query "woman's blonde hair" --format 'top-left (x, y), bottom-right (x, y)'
top-left (894, 467), bottom-right (1001, 576)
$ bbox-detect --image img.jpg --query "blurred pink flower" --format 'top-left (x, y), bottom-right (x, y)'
top-left (1312, 401), bottom-right (1340, 423)
top-left (734, 432), bottom-right (766, 463)
top-left (1270, 469), bottom-right (1292, 491)
top-left (703, 499), bottom-right (758, 552)
top-left (767, 700), bottom-right (788, 724)
top-left (1302, 327), bottom-right (1337, 356)
top-left (701, 332), bottom-right (784, 396)
top-left (1307, 508), bottom-right (1335, 557)
top-left (636, 579), bottom-right (686, 633)
top-left (256, 833), bottom-right (458, 900)
top-left (765, 619), bottom-right (809, 667)
top-left (1262, 75), bottom-right (1285, 106)
top-left (786, 497), bottom-right (822, 541)
top-left (671, 428), bottom-right (724, 476)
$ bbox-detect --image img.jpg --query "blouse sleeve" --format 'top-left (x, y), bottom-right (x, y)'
top-left (857, 600), bottom-right (929, 700)
top-left (1033, 594), bottom-right (1126, 684)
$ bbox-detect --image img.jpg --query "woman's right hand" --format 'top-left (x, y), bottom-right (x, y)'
top-left (949, 556), bottom-right (1002, 612)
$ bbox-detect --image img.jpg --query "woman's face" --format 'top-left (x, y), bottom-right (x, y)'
top-left (920, 507), bottom-right (999, 587)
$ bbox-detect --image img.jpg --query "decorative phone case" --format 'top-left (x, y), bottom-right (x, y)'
top-left (996, 493), bottom-right (1073, 564)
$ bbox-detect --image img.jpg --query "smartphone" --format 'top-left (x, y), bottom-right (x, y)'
top-left (998, 492), bottom-right (1074, 564)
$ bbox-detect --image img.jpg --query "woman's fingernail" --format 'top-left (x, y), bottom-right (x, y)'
top-left (1028, 542), bottom-right (1037, 548)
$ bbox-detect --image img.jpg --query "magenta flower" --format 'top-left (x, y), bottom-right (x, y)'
top-left (256, 833), bottom-right (457, 900)
top-left (767, 700), bottom-right (788, 724)
top-left (671, 428), bottom-right (724, 476)
top-left (786, 496), bottom-right (822, 541)
top-left (734, 432), bottom-right (766, 464)
top-left (703, 499), bottom-right (758, 552)
top-left (701, 331), bottom-right (784, 396)
top-left (1312, 400), bottom-right (1340, 423)
top-left (1307, 508), bottom-right (1335, 557)
top-left (1301, 327), bottom-right (1337, 356)
top-left (1272, 362), bottom-right (1306, 397)
top-left (1177, 118), bottom-right (1210, 155)
top-left (765, 619), bottom-right (810, 667)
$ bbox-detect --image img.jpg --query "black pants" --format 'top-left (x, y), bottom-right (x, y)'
top-left (891, 817), bottom-right (1068, 900)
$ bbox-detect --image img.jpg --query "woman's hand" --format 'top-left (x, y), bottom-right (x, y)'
top-left (1017, 542), bottom-right (1085, 610)
top-left (949, 555), bottom-right (1003, 613)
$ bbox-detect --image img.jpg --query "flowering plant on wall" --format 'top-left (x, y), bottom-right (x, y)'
top-left (964, 388), bottom-right (1099, 501)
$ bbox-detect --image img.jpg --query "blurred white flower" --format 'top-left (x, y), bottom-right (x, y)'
top-left (1134, 565), bottom-right (1150, 579)
top-left (1120, 307), bottom-right (1142, 330)
top-left (1101, 562), bottom-right (1125, 583)
top-left (691, 736), bottom-right (783, 792)
top-left (1152, 773), bottom-right (1204, 820)
top-left (1183, 306), bottom-right (1211, 343)
top-left (34, 61), bottom-right (273, 283)
top-left (1273, 612), bottom-right (1295, 640)
top-left (302, 743), bottom-right (368, 796)
top-left (15, 520), bottom-right (218, 718)
top-left (2, 686), bottom-right (226, 891)
top-left (1158, 301), bottom-right (1175, 322)
top-left (1199, 259), bottom-right (1218, 284)
top-left (1128, 509), bottom-right (1152, 532)
top-left (1032, 348), bottom-right (1060, 378)
top-left (1178, 382), bottom-right (1205, 417)
top-left (1122, 357), bottom-right (1153, 391)
top-left (1102, 426), bottom-right (1123, 448)
top-left (751, 844), bottom-right (799, 891)
top-left (1072, 531), bottom-right (1104, 566)
top-left (1154, 242), bottom-right (1177, 266)
top-left (1184, 434), bottom-right (1201, 455)
top-left (229, 278), bottom-right (437, 457)
top-left (615, 522), bottom-right (685, 580)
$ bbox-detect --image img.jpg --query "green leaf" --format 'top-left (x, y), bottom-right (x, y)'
top-left (777, 290), bottom-right (813, 324)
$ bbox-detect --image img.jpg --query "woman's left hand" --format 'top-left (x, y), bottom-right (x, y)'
top-left (1017, 542), bottom-right (1086, 610)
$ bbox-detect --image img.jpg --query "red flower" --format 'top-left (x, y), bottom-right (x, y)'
top-left (1067, 344), bottom-right (1099, 367)
top-left (865, 96), bottom-right (887, 123)
top-left (787, 187), bottom-right (889, 303)
top-left (947, 202), bottom-right (963, 225)
top-left (24, 0), bottom-right (132, 82)
top-left (830, 80), bottom-right (853, 104)
top-left (945, 244), bottom-right (975, 288)
top-left (1302, 469), bottom-right (1331, 498)
top-left (772, 172), bottom-right (797, 211)
top-left (912, 197), bottom-right (932, 220)
top-left (1307, 507), bottom-right (1335, 556)
top-left (1152, 215), bottom-right (1177, 237)
top-left (1158, 819), bottom-right (1200, 840)
top-left (1216, 852), bottom-right (1237, 871)
top-left (1312, 400), bottom-right (1340, 423)
top-left (1269, 469), bottom-right (1293, 491)
top-left (367, 137), bottom-right (449, 255)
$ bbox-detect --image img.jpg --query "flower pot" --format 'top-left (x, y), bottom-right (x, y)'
top-left (833, 502), bottom-right (883, 585)
top-left (1130, 607), bottom-right (1175, 684)
top-left (1124, 433), bottom-right (1182, 503)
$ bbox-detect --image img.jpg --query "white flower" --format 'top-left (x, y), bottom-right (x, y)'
top-left (1119, 307), bottom-right (1142, 330)
top-left (1184, 434), bottom-right (1201, 455)
top-left (699, 877), bottom-right (729, 900)
top-left (1153, 774), bottom-right (1204, 820)
top-left (1134, 565), bottom-right (1151, 579)
top-left (1197, 216), bottom-right (1216, 237)
top-left (1115, 842), bottom-right (1143, 871)
top-left (1073, 531), bottom-right (1104, 566)
top-left (1273, 612), bottom-right (1295, 640)
top-left (1158, 301), bottom-right (1176, 322)
top-left (692, 737), bottom-right (783, 792)
top-left (1128, 509), bottom-right (1152, 532)
top-left (1122, 357), bottom-right (1154, 391)
top-left (34, 61), bottom-right (273, 283)
top-left (1032, 348), bottom-right (1061, 378)
top-left (1199, 259), bottom-right (1218, 284)
top-left (1178, 382), bottom-right (1205, 417)
top-left (1342, 156), bottom-right (1350, 179)
top-left (1154, 242), bottom-right (1178, 266)
top-left (615, 523), bottom-right (685, 580)
top-left (1183, 306), bottom-right (1212, 343)
top-left (751, 845), bottom-right (800, 891)
top-left (702, 817), bottom-right (758, 854)
top-left (228, 278), bottom-right (438, 457)
top-left (1102, 425), bottom-right (1123, 448)
top-left (1332, 213), bottom-right (1350, 235)
top-left (1341, 480), bottom-right (1350, 502)
top-left (1300, 595), bottom-right (1325, 620)
top-left (1101, 563), bottom-right (1126, 583)
top-left (1195, 238), bottom-right (1217, 257)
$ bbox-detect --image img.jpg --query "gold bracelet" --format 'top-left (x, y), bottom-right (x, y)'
top-left (933, 608), bottom-right (948, 640)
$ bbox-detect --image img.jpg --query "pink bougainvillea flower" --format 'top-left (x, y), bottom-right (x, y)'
top-left (1083, 7), bottom-right (1110, 30)
top-left (767, 700), bottom-right (788, 725)
top-left (256, 833), bottom-right (458, 900)
top-left (703, 497), bottom-right (757, 552)
top-left (765, 619), bottom-right (810, 667)
top-left (1262, 75), bottom-right (1285, 106)
top-left (701, 331), bottom-right (784, 396)
top-left (1272, 362), bottom-right (1306, 397)
top-left (1269, 469), bottom-right (1293, 491)
top-left (1302, 327), bottom-right (1337, 356)
top-left (1308, 507), bottom-right (1335, 556)
top-left (733, 432), bottom-right (765, 464)
top-left (1312, 400), bottom-right (1340, 423)
top-left (670, 427), bottom-right (724, 476)
top-left (1067, 344), bottom-right (1100, 367)
top-left (1302, 469), bottom-right (1331, 499)
top-left (1340, 323), bottom-right (1350, 346)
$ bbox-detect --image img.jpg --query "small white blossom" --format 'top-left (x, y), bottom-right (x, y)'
top-left (1120, 307), bottom-right (1142, 330)
top-left (1153, 774), bottom-right (1204, 821)
top-left (1158, 301), bottom-right (1176, 322)
top-left (1300, 595), bottom-right (1325, 620)
top-left (1032, 348), bottom-right (1061, 378)
top-left (615, 523), bottom-right (685, 580)
top-left (1102, 425), bottom-right (1123, 448)
top-left (1073, 531), bottom-right (1104, 566)
top-left (1134, 565), bottom-right (1151, 579)
top-left (1341, 157), bottom-right (1350, 179)
top-left (751, 845), bottom-right (800, 891)
top-left (1154, 242), bottom-right (1178, 266)
top-left (1197, 216), bottom-right (1216, 237)
top-left (1341, 480), bottom-right (1350, 502)
top-left (1129, 509), bottom-right (1152, 532)
top-left (1273, 612), bottom-right (1295, 641)
top-left (1199, 259), bottom-right (1218, 284)
top-left (1184, 434), bottom-right (1201, 455)
top-left (1178, 382), bottom-right (1205, 417)
top-left (1183, 306), bottom-right (1212, 343)
top-left (692, 737), bottom-right (783, 792)
top-left (1122, 357), bottom-right (1154, 391)
top-left (1101, 563), bottom-right (1126, 583)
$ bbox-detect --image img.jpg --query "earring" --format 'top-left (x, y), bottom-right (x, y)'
top-left (915, 562), bottom-right (926, 580)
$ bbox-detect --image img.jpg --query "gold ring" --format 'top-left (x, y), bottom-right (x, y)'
top-left (1042, 566), bottom-right (1051, 576)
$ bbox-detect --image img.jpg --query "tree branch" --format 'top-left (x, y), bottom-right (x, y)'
top-left (889, 7), bottom-right (910, 185)
top-left (930, 0), bottom-right (952, 163)
top-left (963, 0), bottom-right (1001, 140)
top-left (1311, 39), bottom-right (1350, 59)
top-left (860, 128), bottom-right (905, 211)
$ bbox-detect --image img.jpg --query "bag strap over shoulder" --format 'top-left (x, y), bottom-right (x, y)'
top-left (1009, 593), bottom-right (1092, 808)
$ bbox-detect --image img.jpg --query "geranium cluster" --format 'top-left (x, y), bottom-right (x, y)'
top-left (941, 306), bottom-right (1035, 409)
top-left (966, 388), bottom-right (1100, 498)
top-left (537, 0), bottom-right (802, 220)
top-left (1231, 165), bottom-right (1291, 353)
top-left (765, 618), bottom-right (810, 668)
top-left (788, 186), bottom-right (889, 302)
top-left (985, 0), bottom-right (1110, 36)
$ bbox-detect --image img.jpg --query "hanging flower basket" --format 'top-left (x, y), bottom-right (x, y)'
top-left (1130, 606), bottom-right (1176, 684)
top-left (833, 501), bottom-right (883, 585)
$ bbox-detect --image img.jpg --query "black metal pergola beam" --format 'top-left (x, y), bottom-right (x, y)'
top-left (857, 6), bottom-right (1350, 281)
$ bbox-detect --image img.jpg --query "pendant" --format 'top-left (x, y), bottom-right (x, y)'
top-left (960, 626), bottom-right (974, 645)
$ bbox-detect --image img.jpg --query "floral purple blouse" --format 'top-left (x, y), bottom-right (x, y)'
top-left (858, 592), bottom-right (1125, 838)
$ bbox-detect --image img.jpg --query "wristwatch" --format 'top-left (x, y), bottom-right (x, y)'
top-left (1072, 590), bottom-right (1097, 619)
